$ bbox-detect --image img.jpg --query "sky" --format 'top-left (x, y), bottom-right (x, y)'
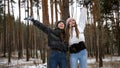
top-left (11, 0), bottom-right (86, 23)
top-left (13, 0), bottom-right (42, 21)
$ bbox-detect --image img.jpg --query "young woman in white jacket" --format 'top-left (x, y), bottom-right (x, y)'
top-left (65, 7), bottom-right (88, 68)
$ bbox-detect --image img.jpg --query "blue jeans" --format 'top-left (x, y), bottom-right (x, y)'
top-left (70, 49), bottom-right (87, 68)
top-left (48, 50), bottom-right (67, 68)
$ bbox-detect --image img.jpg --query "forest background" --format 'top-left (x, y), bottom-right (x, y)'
top-left (0, 0), bottom-right (120, 68)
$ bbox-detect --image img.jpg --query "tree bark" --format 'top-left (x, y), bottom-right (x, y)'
top-left (42, 0), bottom-right (49, 64)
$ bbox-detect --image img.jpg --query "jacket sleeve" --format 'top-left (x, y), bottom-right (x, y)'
top-left (78, 7), bottom-right (87, 31)
top-left (32, 20), bottom-right (52, 34)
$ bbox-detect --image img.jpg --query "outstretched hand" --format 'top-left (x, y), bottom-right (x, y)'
top-left (24, 16), bottom-right (34, 21)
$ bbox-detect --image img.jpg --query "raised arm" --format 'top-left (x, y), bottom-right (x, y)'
top-left (32, 20), bottom-right (61, 36)
top-left (32, 20), bottom-right (50, 34)
top-left (24, 17), bottom-right (63, 37)
top-left (78, 7), bottom-right (87, 30)
top-left (24, 17), bottom-right (53, 34)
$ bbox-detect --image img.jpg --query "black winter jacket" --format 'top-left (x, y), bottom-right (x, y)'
top-left (32, 20), bottom-right (67, 53)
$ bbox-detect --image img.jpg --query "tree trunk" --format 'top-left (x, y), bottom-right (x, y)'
top-left (3, 0), bottom-right (7, 57)
top-left (116, 8), bottom-right (120, 56)
top-left (95, 0), bottom-right (103, 67)
top-left (26, 0), bottom-right (30, 61)
top-left (61, 0), bottom-right (70, 20)
top-left (55, 0), bottom-right (58, 22)
top-left (18, 0), bottom-right (23, 59)
top-left (30, 0), bottom-right (34, 58)
top-left (42, 0), bottom-right (49, 64)
top-left (50, 0), bottom-right (54, 28)
top-left (7, 0), bottom-right (12, 63)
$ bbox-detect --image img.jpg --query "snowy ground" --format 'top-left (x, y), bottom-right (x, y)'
top-left (0, 56), bottom-right (120, 68)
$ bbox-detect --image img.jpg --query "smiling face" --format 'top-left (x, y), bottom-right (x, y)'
top-left (57, 22), bottom-right (65, 29)
top-left (68, 19), bottom-right (76, 27)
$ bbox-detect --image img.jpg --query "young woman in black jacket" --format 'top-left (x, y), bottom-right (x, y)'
top-left (24, 17), bottom-right (67, 68)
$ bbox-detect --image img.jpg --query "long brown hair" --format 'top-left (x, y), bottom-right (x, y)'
top-left (65, 20), bottom-right (79, 45)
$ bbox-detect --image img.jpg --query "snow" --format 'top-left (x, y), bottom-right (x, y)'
top-left (88, 56), bottom-right (120, 64)
top-left (0, 56), bottom-right (120, 68)
top-left (0, 58), bottom-right (47, 68)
